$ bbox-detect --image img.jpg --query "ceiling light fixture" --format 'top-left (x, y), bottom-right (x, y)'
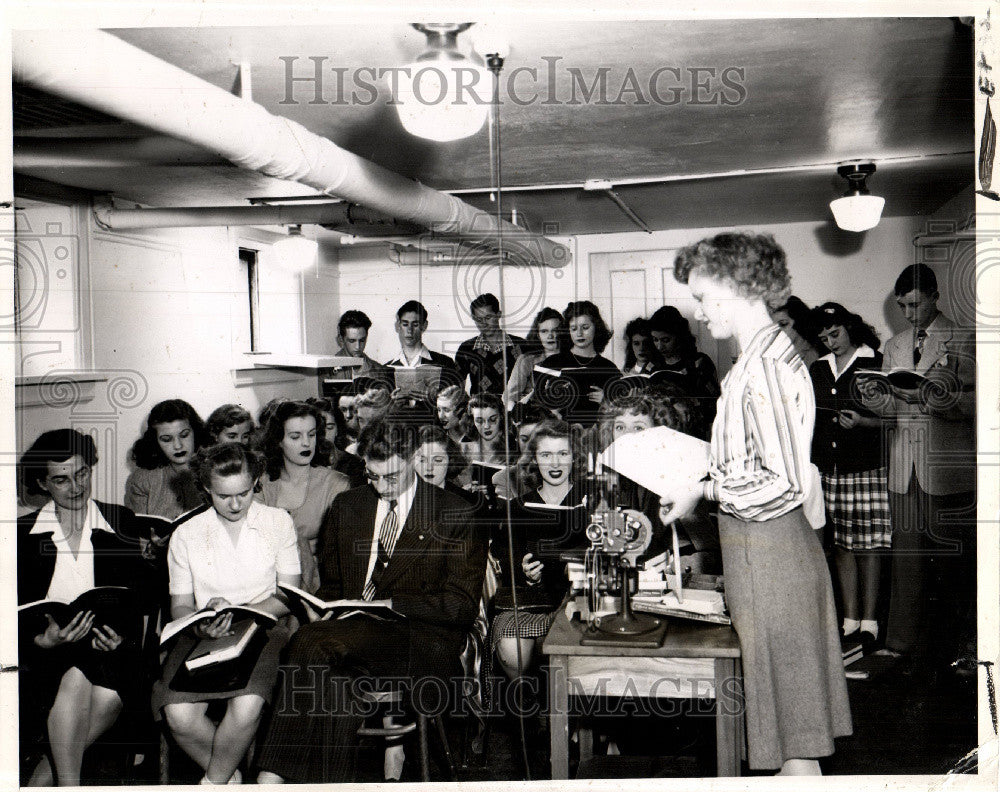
top-left (393, 22), bottom-right (490, 142)
top-left (272, 225), bottom-right (318, 271)
top-left (830, 163), bottom-right (885, 232)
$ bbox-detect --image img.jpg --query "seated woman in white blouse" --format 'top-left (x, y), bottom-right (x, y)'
top-left (153, 443), bottom-right (300, 785)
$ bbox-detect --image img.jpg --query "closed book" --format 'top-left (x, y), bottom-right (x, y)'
top-left (184, 619), bottom-right (261, 671)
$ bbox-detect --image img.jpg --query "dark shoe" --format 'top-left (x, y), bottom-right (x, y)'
top-left (860, 631), bottom-right (878, 656)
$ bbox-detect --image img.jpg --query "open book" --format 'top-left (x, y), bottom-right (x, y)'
top-left (855, 367), bottom-right (970, 393)
top-left (279, 583), bottom-right (405, 622)
top-left (597, 425), bottom-right (711, 499)
top-left (18, 586), bottom-right (139, 640)
top-left (161, 604), bottom-right (276, 645)
top-left (390, 364), bottom-right (441, 394)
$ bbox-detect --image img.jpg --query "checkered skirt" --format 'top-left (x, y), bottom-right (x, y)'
top-left (821, 467), bottom-right (892, 550)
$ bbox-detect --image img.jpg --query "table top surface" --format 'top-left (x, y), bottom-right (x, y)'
top-left (542, 609), bottom-right (741, 658)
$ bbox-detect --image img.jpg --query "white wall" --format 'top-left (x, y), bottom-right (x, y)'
top-left (310, 203), bottom-right (976, 372)
top-left (15, 204), bottom-right (317, 503)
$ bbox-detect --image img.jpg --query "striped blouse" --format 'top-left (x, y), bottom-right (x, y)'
top-left (709, 323), bottom-right (816, 522)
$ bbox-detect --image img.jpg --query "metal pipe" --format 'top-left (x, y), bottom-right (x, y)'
top-left (14, 136), bottom-right (228, 168)
top-left (12, 29), bottom-right (569, 268)
top-left (92, 202), bottom-right (355, 229)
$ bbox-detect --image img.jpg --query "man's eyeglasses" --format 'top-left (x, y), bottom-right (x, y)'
top-left (365, 470), bottom-right (401, 485)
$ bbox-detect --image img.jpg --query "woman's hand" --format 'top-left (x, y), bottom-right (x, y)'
top-left (91, 625), bottom-right (123, 652)
top-left (34, 610), bottom-right (94, 649)
top-left (838, 409), bottom-right (861, 429)
top-left (522, 553), bottom-right (544, 583)
top-left (193, 612), bottom-right (233, 640)
top-left (587, 386), bottom-right (605, 404)
top-left (658, 479), bottom-right (704, 526)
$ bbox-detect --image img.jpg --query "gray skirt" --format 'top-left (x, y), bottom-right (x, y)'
top-left (718, 507), bottom-right (852, 769)
top-left (151, 624), bottom-right (290, 717)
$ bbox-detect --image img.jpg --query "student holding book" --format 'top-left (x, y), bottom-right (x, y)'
top-left (154, 443), bottom-right (300, 785)
top-left (255, 400), bottom-right (351, 592)
top-left (17, 429), bottom-right (149, 786)
top-left (503, 307), bottom-right (566, 411)
top-left (490, 420), bottom-right (590, 680)
top-left (807, 303), bottom-right (890, 650)
top-left (658, 233), bottom-right (850, 776)
top-left (536, 301), bottom-right (620, 427)
top-left (125, 399), bottom-right (209, 524)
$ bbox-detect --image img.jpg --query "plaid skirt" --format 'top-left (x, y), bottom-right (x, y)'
top-left (822, 467), bottom-right (892, 550)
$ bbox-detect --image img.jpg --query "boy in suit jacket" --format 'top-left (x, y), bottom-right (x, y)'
top-left (860, 264), bottom-right (976, 670)
top-left (256, 418), bottom-right (487, 783)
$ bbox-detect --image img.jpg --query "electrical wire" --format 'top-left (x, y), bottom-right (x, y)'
top-left (486, 50), bottom-right (533, 782)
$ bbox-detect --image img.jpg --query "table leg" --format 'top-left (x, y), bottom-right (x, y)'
top-left (714, 657), bottom-right (742, 776)
top-left (548, 655), bottom-right (570, 780)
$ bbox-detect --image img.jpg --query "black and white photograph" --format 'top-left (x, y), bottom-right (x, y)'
top-left (2, 1), bottom-right (998, 789)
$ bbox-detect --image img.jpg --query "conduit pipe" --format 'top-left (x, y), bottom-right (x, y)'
top-left (14, 136), bottom-right (229, 169)
top-left (13, 29), bottom-right (569, 268)
top-left (91, 202), bottom-right (408, 231)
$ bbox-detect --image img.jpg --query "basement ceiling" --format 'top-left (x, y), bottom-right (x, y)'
top-left (13, 17), bottom-right (975, 235)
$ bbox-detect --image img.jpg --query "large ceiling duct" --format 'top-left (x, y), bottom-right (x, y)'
top-left (12, 29), bottom-right (569, 269)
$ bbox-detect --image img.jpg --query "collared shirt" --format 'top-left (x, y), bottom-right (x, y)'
top-left (362, 475), bottom-right (418, 594)
top-left (29, 499), bottom-right (115, 602)
top-left (167, 500), bottom-right (300, 609)
top-left (387, 344), bottom-right (434, 368)
top-left (710, 323), bottom-right (816, 522)
top-left (819, 344), bottom-right (876, 379)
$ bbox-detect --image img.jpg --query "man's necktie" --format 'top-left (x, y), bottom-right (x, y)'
top-left (363, 500), bottom-right (397, 601)
top-left (913, 328), bottom-right (927, 366)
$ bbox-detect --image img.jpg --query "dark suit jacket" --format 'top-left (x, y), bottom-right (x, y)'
top-left (316, 479), bottom-right (487, 678)
top-left (17, 500), bottom-right (149, 607)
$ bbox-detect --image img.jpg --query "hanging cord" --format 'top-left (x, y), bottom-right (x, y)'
top-left (485, 49), bottom-right (532, 781)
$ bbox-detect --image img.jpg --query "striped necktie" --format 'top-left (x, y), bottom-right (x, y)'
top-left (913, 328), bottom-right (927, 366)
top-left (363, 500), bottom-right (397, 601)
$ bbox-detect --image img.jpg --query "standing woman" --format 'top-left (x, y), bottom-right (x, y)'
top-left (658, 233), bottom-right (850, 776)
top-left (622, 318), bottom-right (664, 375)
top-left (256, 401), bottom-right (351, 593)
top-left (154, 443), bottom-right (299, 785)
top-left (125, 399), bottom-right (209, 521)
top-left (808, 303), bottom-right (889, 649)
top-left (537, 301), bottom-right (620, 428)
top-left (503, 307), bottom-right (566, 411)
top-left (17, 430), bottom-right (147, 786)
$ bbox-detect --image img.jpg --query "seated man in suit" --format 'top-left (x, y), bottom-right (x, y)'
top-left (256, 417), bottom-right (487, 783)
top-left (860, 263), bottom-right (976, 673)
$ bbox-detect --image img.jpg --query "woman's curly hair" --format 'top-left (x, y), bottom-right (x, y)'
top-left (130, 399), bottom-right (210, 470)
top-left (514, 419), bottom-right (587, 494)
top-left (673, 232), bottom-right (791, 309)
top-left (255, 400), bottom-right (331, 481)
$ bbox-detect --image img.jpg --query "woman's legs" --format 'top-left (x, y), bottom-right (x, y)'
top-left (164, 702), bottom-right (215, 771)
top-left (833, 545), bottom-right (859, 625)
top-left (45, 667), bottom-right (123, 786)
top-left (495, 637), bottom-right (538, 679)
top-left (165, 696), bottom-right (263, 783)
top-left (778, 759), bottom-right (822, 775)
top-left (858, 552), bottom-right (882, 625)
top-left (206, 695), bottom-right (264, 783)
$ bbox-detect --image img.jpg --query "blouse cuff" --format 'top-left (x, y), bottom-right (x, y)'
top-left (702, 479), bottom-right (718, 502)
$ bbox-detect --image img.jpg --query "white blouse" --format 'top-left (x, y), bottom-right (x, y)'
top-left (167, 501), bottom-right (300, 609)
top-left (29, 500), bottom-right (115, 603)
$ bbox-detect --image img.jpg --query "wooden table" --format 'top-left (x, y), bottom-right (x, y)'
top-left (541, 612), bottom-right (744, 779)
